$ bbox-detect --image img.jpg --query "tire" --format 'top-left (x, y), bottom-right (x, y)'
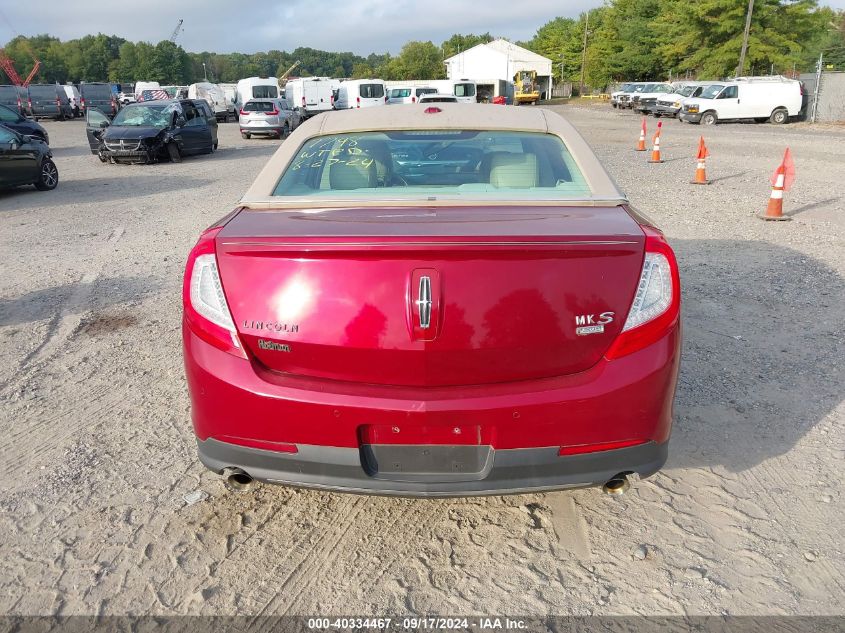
top-left (34, 158), bottom-right (58, 191)
top-left (770, 108), bottom-right (788, 124)
top-left (282, 123), bottom-right (290, 139)
top-left (653, 112), bottom-right (661, 118)
top-left (241, 132), bottom-right (250, 140)
top-left (701, 111), bottom-right (717, 125)
top-left (167, 142), bottom-right (182, 163)
top-left (212, 140), bottom-right (218, 151)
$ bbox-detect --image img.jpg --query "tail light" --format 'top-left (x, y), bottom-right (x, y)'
top-left (56, 98), bottom-right (61, 108)
top-left (28, 97), bottom-right (32, 110)
top-left (111, 98), bottom-right (117, 113)
top-left (330, 94), bottom-right (334, 106)
top-left (356, 96), bottom-right (360, 108)
top-left (239, 109), bottom-right (249, 116)
top-left (412, 96), bottom-right (416, 103)
top-left (183, 227), bottom-right (246, 359)
top-left (301, 96), bottom-right (306, 107)
top-left (16, 97), bottom-right (21, 111)
top-left (559, 439), bottom-right (648, 456)
top-left (604, 226), bottom-right (680, 360)
top-left (266, 108), bottom-right (279, 116)
top-left (80, 97), bottom-right (86, 110)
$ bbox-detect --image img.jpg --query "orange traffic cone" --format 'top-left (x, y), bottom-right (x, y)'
top-left (648, 121), bottom-right (664, 163)
top-left (636, 117), bottom-right (647, 151)
top-left (759, 148), bottom-right (794, 221)
top-left (691, 136), bottom-right (711, 185)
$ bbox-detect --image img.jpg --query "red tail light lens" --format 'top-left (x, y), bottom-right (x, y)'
top-left (266, 108), bottom-right (279, 116)
top-left (604, 227), bottom-right (680, 360)
top-left (301, 96), bottom-right (306, 107)
top-left (80, 97), bottom-right (86, 109)
top-left (28, 98), bottom-right (32, 109)
top-left (183, 227), bottom-right (246, 359)
top-left (239, 109), bottom-right (249, 116)
top-left (356, 96), bottom-right (360, 108)
top-left (412, 96), bottom-right (416, 103)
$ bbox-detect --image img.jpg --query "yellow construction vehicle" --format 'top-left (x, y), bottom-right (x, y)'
top-left (513, 70), bottom-right (540, 105)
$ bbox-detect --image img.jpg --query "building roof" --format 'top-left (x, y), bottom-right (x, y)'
top-left (444, 39), bottom-right (552, 65)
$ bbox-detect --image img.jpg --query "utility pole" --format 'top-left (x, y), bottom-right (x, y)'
top-left (738, 0), bottom-right (754, 76)
top-left (579, 10), bottom-right (590, 95)
top-left (202, 62), bottom-right (208, 81)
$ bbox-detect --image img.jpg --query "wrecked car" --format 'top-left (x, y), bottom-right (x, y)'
top-left (85, 99), bottom-right (218, 164)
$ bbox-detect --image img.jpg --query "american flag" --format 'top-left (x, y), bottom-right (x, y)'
top-left (139, 90), bottom-right (170, 102)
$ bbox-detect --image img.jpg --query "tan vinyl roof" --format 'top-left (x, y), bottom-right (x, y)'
top-left (240, 104), bottom-right (626, 207)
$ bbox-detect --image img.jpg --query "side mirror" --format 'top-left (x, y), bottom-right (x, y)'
top-left (99, 120), bottom-right (109, 128)
top-left (9, 140), bottom-right (19, 150)
top-left (175, 116), bottom-right (187, 127)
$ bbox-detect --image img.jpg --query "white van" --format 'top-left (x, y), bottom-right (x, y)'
top-left (334, 79), bottom-right (386, 109)
top-left (284, 77), bottom-right (339, 117)
top-left (188, 82), bottom-right (230, 121)
top-left (235, 77), bottom-right (280, 114)
top-left (387, 85), bottom-right (437, 105)
top-left (63, 85), bottom-right (81, 116)
top-left (679, 76), bottom-right (803, 125)
top-left (431, 79), bottom-right (477, 103)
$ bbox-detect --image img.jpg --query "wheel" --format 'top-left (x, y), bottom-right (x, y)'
top-left (34, 159), bottom-right (58, 191)
top-left (282, 123), bottom-right (290, 138)
top-left (653, 112), bottom-right (661, 118)
top-left (98, 153), bottom-right (108, 163)
top-left (167, 142), bottom-right (182, 163)
top-left (700, 111), bottom-right (717, 125)
top-left (770, 108), bottom-right (788, 124)
top-left (241, 132), bottom-right (250, 139)
top-left (212, 140), bottom-right (218, 151)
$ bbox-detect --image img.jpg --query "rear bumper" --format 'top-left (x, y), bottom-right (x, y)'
top-left (183, 320), bottom-right (680, 495)
top-left (197, 436), bottom-right (668, 497)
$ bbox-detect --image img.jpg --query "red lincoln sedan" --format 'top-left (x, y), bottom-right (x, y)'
top-left (182, 104), bottom-right (681, 496)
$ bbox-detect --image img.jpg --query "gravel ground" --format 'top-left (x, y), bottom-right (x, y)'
top-left (0, 106), bottom-right (842, 617)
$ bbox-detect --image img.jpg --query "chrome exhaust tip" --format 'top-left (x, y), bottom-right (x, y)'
top-left (602, 474), bottom-right (630, 495)
top-left (223, 468), bottom-right (254, 492)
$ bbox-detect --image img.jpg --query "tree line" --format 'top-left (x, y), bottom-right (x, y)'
top-left (2, 1), bottom-right (843, 90)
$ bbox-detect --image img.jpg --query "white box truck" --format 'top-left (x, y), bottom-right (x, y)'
top-left (679, 76), bottom-right (803, 125)
top-left (334, 79), bottom-right (386, 109)
top-left (284, 77), bottom-right (339, 118)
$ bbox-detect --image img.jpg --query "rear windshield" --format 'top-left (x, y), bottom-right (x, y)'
top-left (243, 101), bottom-right (276, 112)
top-left (81, 85), bottom-right (112, 97)
top-left (454, 83), bottom-right (476, 97)
top-left (390, 89), bottom-right (411, 98)
top-left (416, 88), bottom-right (436, 96)
top-left (421, 96), bottom-right (457, 102)
top-left (252, 85), bottom-right (278, 99)
top-left (359, 83), bottom-right (385, 99)
top-left (272, 130), bottom-right (590, 200)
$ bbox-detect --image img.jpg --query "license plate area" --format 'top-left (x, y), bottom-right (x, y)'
top-left (360, 444), bottom-right (494, 482)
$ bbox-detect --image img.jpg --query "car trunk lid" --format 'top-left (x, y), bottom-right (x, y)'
top-left (215, 206), bottom-right (645, 387)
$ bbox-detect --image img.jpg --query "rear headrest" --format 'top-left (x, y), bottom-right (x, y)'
top-left (329, 153), bottom-right (377, 190)
top-left (489, 153), bottom-right (539, 188)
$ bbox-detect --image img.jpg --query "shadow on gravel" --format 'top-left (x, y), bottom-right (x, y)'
top-left (0, 176), bottom-right (215, 210)
top-left (669, 239), bottom-right (844, 473)
top-left (0, 276), bottom-right (159, 328)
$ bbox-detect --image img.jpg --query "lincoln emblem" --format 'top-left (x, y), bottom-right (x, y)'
top-left (416, 276), bottom-right (432, 329)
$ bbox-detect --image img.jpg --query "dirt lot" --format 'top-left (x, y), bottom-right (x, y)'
top-left (0, 106), bottom-right (842, 617)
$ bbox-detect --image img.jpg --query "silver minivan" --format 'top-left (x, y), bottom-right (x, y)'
top-left (239, 98), bottom-right (300, 139)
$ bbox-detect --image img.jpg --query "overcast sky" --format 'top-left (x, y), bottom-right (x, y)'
top-left (3, 0), bottom-right (844, 56)
top-left (2, 1), bottom-right (617, 55)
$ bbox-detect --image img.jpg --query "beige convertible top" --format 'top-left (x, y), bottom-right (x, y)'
top-left (240, 104), bottom-right (627, 207)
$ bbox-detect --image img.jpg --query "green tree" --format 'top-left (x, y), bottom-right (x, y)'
top-left (388, 41), bottom-right (444, 79)
top-left (441, 33), bottom-right (494, 59)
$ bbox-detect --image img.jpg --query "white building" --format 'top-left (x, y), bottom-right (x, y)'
top-left (444, 39), bottom-right (553, 103)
